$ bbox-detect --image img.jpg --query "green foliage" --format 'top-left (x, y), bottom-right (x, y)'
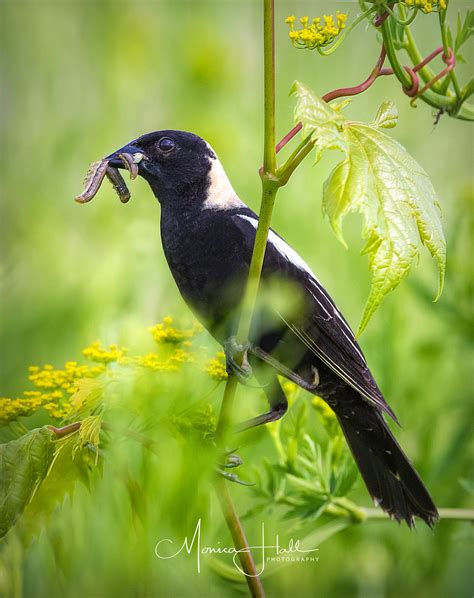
top-left (1, 3), bottom-right (473, 597)
top-left (250, 398), bottom-right (360, 525)
top-left (0, 423), bottom-right (101, 542)
top-left (0, 426), bottom-right (56, 538)
top-left (447, 10), bottom-right (474, 62)
top-left (292, 82), bottom-right (446, 334)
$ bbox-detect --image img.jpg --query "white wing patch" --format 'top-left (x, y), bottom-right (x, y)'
top-left (237, 214), bottom-right (315, 277)
top-left (237, 214), bottom-right (366, 364)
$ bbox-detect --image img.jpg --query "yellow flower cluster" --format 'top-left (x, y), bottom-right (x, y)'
top-left (0, 361), bottom-right (106, 424)
top-left (149, 316), bottom-right (201, 344)
top-left (28, 362), bottom-right (104, 394)
top-left (285, 13), bottom-right (347, 49)
top-left (403, 0), bottom-right (446, 12)
top-left (133, 348), bottom-right (194, 372)
top-left (205, 352), bottom-right (228, 381)
top-left (82, 342), bottom-right (128, 363)
top-left (0, 318), bottom-right (231, 427)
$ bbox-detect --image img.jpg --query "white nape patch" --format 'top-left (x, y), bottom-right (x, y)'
top-left (202, 143), bottom-right (245, 210)
top-left (237, 214), bottom-right (315, 276)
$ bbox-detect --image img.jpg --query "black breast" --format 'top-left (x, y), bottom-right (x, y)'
top-left (160, 207), bottom-right (251, 335)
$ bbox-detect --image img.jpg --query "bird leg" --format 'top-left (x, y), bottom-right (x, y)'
top-left (234, 403), bottom-right (288, 432)
top-left (249, 344), bottom-right (320, 392)
top-left (234, 375), bottom-right (288, 432)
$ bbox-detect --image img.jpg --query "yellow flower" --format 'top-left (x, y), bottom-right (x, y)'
top-left (403, 0), bottom-right (444, 12)
top-left (285, 12), bottom-right (348, 49)
top-left (149, 317), bottom-right (201, 344)
top-left (205, 352), bottom-right (228, 381)
top-left (82, 341), bottom-right (127, 363)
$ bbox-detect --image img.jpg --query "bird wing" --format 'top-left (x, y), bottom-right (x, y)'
top-left (232, 211), bottom-right (398, 423)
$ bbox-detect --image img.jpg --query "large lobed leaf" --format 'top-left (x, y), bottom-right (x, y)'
top-left (292, 82), bottom-right (446, 334)
top-left (0, 427), bottom-right (56, 538)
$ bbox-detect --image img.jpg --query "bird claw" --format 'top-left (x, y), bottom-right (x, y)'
top-left (215, 449), bottom-right (253, 484)
top-left (218, 451), bottom-right (243, 469)
top-left (216, 468), bottom-right (255, 485)
top-left (223, 336), bottom-right (254, 385)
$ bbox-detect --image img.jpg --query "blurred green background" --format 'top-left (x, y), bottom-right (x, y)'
top-left (1, 1), bottom-right (473, 597)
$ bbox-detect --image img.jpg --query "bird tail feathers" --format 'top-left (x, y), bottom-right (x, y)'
top-left (337, 410), bottom-right (439, 528)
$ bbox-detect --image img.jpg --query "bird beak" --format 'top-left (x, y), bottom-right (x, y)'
top-left (106, 143), bottom-right (148, 176)
top-left (74, 142), bottom-right (149, 204)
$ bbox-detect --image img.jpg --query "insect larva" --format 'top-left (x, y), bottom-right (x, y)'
top-left (118, 152), bottom-right (139, 180)
top-left (106, 166), bottom-right (131, 203)
top-left (74, 159), bottom-right (109, 203)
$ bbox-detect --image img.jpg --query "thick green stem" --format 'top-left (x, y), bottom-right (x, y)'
top-left (213, 2), bottom-right (279, 596)
top-left (398, 4), bottom-right (443, 92)
top-left (362, 507), bottom-right (474, 521)
top-left (236, 0), bottom-right (279, 344)
top-left (215, 477), bottom-right (265, 597)
top-left (381, 20), bottom-right (455, 111)
top-left (438, 8), bottom-right (461, 99)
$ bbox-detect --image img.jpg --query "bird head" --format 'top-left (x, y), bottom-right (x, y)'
top-left (106, 130), bottom-right (242, 211)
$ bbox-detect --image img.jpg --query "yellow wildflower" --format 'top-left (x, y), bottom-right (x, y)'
top-left (285, 12), bottom-right (348, 49)
top-left (149, 316), bottom-right (201, 344)
top-left (205, 352), bottom-right (228, 381)
top-left (82, 341), bottom-right (127, 363)
top-left (403, 0), bottom-right (445, 12)
top-left (134, 353), bottom-right (178, 372)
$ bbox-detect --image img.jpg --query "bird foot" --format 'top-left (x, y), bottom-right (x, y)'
top-left (215, 449), bottom-right (254, 485)
top-left (223, 336), bottom-right (253, 384)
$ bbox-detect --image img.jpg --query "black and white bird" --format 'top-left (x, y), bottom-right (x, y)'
top-left (106, 130), bottom-right (438, 527)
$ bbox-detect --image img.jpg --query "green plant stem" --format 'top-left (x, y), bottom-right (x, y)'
top-left (381, 20), bottom-right (455, 111)
top-left (438, 8), bottom-right (461, 99)
top-left (362, 507), bottom-right (474, 521)
top-left (236, 0), bottom-right (280, 344)
top-left (316, 6), bottom-right (377, 56)
top-left (277, 136), bottom-right (315, 185)
top-left (398, 3), bottom-right (443, 92)
top-left (213, 1), bottom-right (280, 595)
top-left (215, 477), bottom-right (265, 597)
top-left (383, 3), bottom-right (418, 26)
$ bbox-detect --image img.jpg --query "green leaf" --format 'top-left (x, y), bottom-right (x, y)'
top-left (292, 84), bottom-right (446, 334)
top-left (324, 122), bottom-right (446, 334)
top-left (15, 432), bottom-right (95, 546)
top-left (73, 414), bottom-right (103, 463)
top-left (68, 378), bottom-right (105, 419)
top-left (455, 10), bottom-right (474, 55)
top-left (371, 101), bottom-right (398, 129)
top-left (0, 426), bottom-right (56, 538)
top-left (291, 81), bottom-right (347, 162)
top-left (387, 15), bottom-right (407, 50)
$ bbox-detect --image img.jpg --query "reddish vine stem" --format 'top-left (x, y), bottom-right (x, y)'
top-left (276, 45), bottom-right (387, 155)
top-left (48, 422), bottom-right (81, 437)
top-left (276, 41), bottom-right (455, 156)
top-left (322, 45), bottom-right (387, 102)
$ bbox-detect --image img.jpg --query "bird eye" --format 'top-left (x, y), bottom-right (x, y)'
top-left (158, 137), bottom-right (175, 153)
